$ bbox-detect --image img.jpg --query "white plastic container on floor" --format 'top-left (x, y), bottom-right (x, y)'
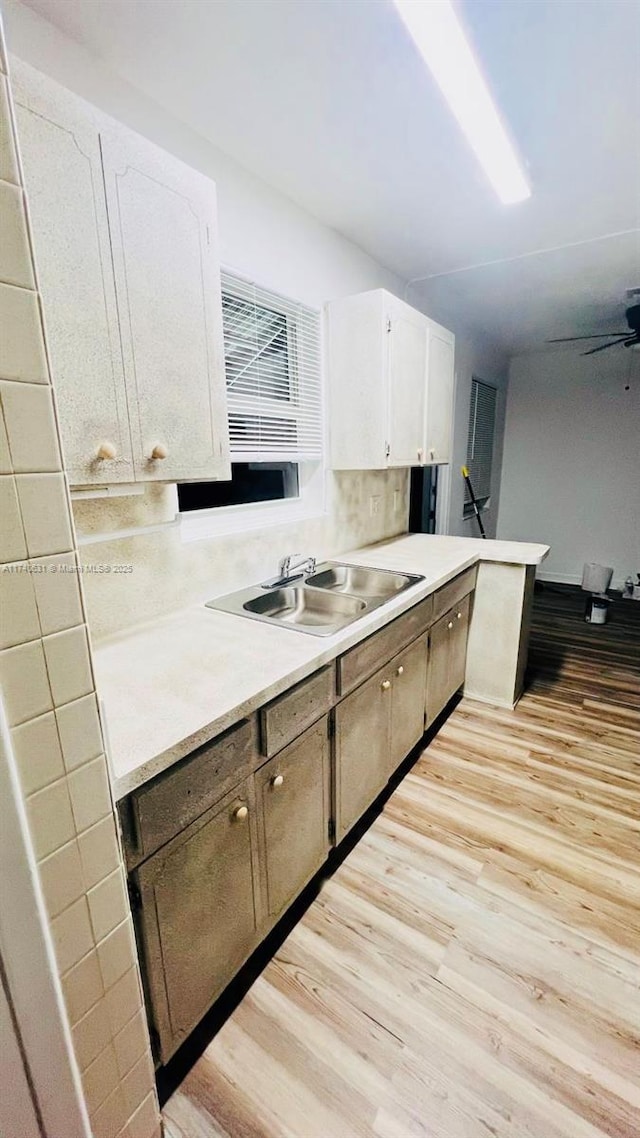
top-left (585, 594), bottom-right (610, 624)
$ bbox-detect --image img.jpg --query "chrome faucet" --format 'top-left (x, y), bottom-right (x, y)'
top-left (262, 553), bottom-right (316, 589)
top-left (278, 553), bottom-right (316, 579)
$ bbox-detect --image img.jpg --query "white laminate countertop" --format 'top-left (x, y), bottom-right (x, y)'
top-left (95, 533), bottom-right (549, 799)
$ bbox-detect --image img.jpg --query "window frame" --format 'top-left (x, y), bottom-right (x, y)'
top-left (180, 459), bottom-right (325, 542)
top-left (463, 377), bottom-right (497, 520)
top-left (180, 269), bottom-right (327, 544)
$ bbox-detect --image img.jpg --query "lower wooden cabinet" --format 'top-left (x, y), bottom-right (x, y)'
top-left (389, 636), bottom-right (428, 774)
top-left (256, 718), bottom-right (330, 921)
top-left (336, 634), bottom-right (428, 840)
top-left (133, 778), bottom-right (261, 1063)
top-left (426, 592), bottom-right (472, 726)
top-left (335, 663), bottom-right (392, 841)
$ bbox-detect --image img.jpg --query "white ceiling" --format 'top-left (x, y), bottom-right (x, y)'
top-left (20, 0), bottom-right (640, 351)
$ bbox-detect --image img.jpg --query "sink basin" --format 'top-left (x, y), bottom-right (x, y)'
top-left (306, 563), bottom-right (420, 599)
top-left (243, 586), bottom-right (366, 630)
top-left (205, 561), bottom-right (423, 636)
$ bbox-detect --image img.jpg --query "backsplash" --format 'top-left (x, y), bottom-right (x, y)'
top-left (73, 469), bottom-right (410, 640)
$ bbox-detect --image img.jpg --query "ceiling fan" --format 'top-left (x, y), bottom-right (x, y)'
top-left (547, 301), bottom-right (640, 356)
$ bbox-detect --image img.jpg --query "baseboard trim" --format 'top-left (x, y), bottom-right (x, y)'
top-left (536, 569), bottom-right (625, 590)
top-left (462, 690), bottom-right (516, 710)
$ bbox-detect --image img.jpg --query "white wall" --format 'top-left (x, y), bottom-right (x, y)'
top-left (497, 348), bottom-right (640, 587)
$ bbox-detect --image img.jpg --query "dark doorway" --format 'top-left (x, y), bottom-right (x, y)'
top-left (409, 466), bottom-right (438, 533)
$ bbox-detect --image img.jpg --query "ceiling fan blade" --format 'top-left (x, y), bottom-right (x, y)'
top-left (582, 339), bottom-right (630, 356)
top-left (547, 333), bottom-right (629, 342)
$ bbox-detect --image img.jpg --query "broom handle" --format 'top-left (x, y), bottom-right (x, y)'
top-left (461, 466), bottom-right (487, 539)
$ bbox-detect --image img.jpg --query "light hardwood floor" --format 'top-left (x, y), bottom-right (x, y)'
top-left (164, 586), bottom-right (640, 1138)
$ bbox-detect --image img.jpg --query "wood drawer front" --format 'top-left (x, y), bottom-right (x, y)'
top-left (126, 717), bottom-right (258, 866)
top-left (260, 665), bottom-right (335, 757)
top-left (432, 566), bottom-right (477, 624)
top-left (338, 595), bottom-right (433, 696)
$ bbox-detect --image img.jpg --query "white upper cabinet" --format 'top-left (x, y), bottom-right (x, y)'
top-left (424, 324), bottom-right (455, 465)
top-left (386, 295), bottom-right (427, 467)
top-left (327, 288), bottom-right (454, 470)
top-left (100, 126), bottom-right (229, 482)
top-left (13, 67), bottom-right (135, 485)
top-left (12, 61), bottom-right (230, 487)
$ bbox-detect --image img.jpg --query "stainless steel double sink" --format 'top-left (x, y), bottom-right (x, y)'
top-left (206, 562), bottom-right (424, 636)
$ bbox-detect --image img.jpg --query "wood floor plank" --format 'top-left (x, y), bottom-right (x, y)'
top-left (164, 583), bottom-right (640, 1137)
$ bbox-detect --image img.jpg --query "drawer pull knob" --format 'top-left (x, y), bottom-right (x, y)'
top-left (429, 448), bottom-right (435, 460)
top-left (397, 665), bottom-right (404, 676)
top-left (381, 679), bottom-right (391, 691)
top-left (271, 774), bottom-right (284, 788)
top-left (233, 805), bottom-right (248, 822)
top-left (417, 447), bottom-right (423, 461)
top-left (96, 441), bottom-right (117, 461)
top-left (457, 611), bottom-right (462, 620)
top-left (150, 442), bottom-right (168, 460)
top-left (448, 621), bottom-right (454, 630)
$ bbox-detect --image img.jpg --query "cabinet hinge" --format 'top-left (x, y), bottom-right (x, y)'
top-left (328, 818), bottom-right (336, 844)
top-left (127, 878), bottom-right (142, 912)
top-left (385, 441), bottom-right (391, 458)
top-left (206, 225), bottom-right (211, 246)
top-left (386, 318), bottom-right (392, 333)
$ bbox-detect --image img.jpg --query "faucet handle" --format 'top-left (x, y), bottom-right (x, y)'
top-left (279, 553), bottom-right (295, 576)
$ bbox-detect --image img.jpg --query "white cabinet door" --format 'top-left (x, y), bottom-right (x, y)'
top-left (100, 126), bottom-right (230, 482)
top-left (386, 304), bottom-right (427, 467)
top-left (14, 70), bottom-right (135, 485)
top-left (424, 324), bottom-right (454, 465)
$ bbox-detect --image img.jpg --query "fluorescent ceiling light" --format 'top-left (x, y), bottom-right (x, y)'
top-left (393, 0), bottom-right (531, 204)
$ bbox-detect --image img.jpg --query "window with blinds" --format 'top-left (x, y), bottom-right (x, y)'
top-left (221, 272), bottom-right (323, 461)
top-left (464, 378), bottom-right (497, 517)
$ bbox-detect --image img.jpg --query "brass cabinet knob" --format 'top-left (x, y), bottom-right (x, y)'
top-left (96, 441), bottom-right (117, 460)
top-left (397, 665), bottom-right (404, 676)
top-left (381, 679), bottom-right (391, 691)
top-left (457, 611), bottom-right (462, 620)
top-left (233, 805), bottom-right (248, 822)
top-left (150, 442), bottom-right (168, 460)
top-left (447, 621), bottom-right (454, 630)
top-left (271, 774), bottom-right (284, 788)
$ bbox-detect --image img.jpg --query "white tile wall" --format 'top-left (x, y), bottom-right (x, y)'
top-left (0, 379), bottom-right (62, 471)
top-left (0, 37), bottom-right (159, 1138)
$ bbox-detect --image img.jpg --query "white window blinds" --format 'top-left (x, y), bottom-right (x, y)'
top-left (465, 378), bottom-right (497, 512)
top-left (220, 271), bottom-right (323, 461)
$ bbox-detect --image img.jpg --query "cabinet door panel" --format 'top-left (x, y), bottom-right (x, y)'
top-left (386, 309), bottom-right (427, 467)
top-left (14, 75), bottom-right (134, 484)
top-left (336, 665), bottom-right (391, 841)
top-left (135, 780), bottom-right (260, 1063)
top-left (257, 719), bottom-right (330, 922)
top-left (448, 592), bottom-right (471, 701)
top-left (426, 611), bottom-right (452, 727)
top-left (389, 637), bottom-right (427, 774)
top-left (424, 326), bottom-right (454, 465)
top-left (100, 125), bottom-right (230, 482)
